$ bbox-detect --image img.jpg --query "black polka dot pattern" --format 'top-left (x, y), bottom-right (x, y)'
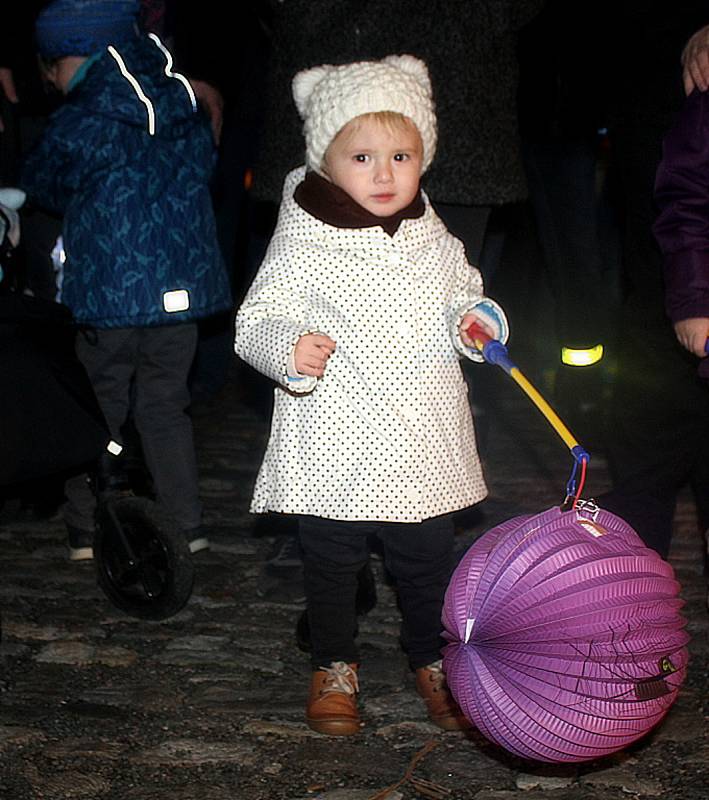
top-left (234, 167), bottom-right (508, 522)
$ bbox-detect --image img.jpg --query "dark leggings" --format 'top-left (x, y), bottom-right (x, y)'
top-left (298, 514), bottom-right (455, 670)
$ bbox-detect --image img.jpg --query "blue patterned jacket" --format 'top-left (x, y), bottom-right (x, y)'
top-left (21, 35), bottom-right (231, 328)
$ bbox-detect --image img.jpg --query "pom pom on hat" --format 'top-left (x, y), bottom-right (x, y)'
top-left (35, 0), bottom-right (140, 60)
top-left (292, 55), bottom-right (438, 175)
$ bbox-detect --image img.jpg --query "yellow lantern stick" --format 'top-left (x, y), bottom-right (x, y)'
top-left (466, 322), bottom-right (590, 503)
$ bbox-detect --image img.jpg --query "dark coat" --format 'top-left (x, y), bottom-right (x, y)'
top-left (254, 0), bottom-right (543, 206)
top-left (654, 87), bottom-right (709, 377)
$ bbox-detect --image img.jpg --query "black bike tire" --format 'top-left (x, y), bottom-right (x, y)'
top-left (94, 495), bottom-right (194, 620)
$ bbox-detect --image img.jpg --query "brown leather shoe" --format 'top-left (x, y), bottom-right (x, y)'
top-left (306, 661), bottom-right (361, 736)
top-left (415, 660), bottom-right (472, 731)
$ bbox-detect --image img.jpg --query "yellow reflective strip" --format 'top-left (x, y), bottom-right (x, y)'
top-left (510, 367), bottom-right (579, 451)
top-left (561, 344), bottom-right (604, 366)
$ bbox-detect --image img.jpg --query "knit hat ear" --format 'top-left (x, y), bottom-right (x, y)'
top-left (382, 55), bottom-right (433, 96)
top-left (292, 65), bottom-right (331, 119)
top-left (291, 55), bottom-right (438, 176)
top-left (35, 0), bottom-right (140, 60)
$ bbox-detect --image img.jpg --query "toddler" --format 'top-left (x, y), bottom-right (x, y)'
top-left (234, 55), bottom-right (509, 735)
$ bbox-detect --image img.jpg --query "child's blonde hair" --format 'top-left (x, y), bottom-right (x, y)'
top-left (323, 111), bottom-right (423, 168)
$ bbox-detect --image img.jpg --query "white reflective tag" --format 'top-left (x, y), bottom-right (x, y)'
top-left (163, 289), bottom-right (190, 312)
top-left (107, 440), bottom-right (123, 456)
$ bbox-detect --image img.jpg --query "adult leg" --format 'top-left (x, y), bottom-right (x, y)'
top-left (523, 138), bottom-right (610, 352)
top-left (522, 137), bottom-right (616, 448)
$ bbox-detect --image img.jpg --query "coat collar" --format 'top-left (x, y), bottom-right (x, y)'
top-left (293, 170), bottom-right (425, 236)
top-left (279, 167), bottom-right (447, 253)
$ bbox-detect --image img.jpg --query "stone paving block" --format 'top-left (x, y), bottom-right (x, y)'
top-left (428, 750), bottom-right (517, 790)
top-left (0, 583), bottom-right (66, 599)
top-left (2, 620), bottom-right (66, 641)
top-left (363, 693), bottom-right (423, 720)
top-left (42, 737), bottom-right (127, 760)
top-left (24, 764), bottom-right (112, 799)
top-left (34, 641), bottom-right (96, 665)
top-left (164, 634), bottom-right (232, 651)
top-left (579, 765), bottom-right (664, 796)
top-left (79, 684), bottom-right (187, 713)
top-left (305, 791), bottom-right (403, 800)
top-left (515, 769), bottom-right (577, 790)
top-left (242, 719), bottom-right (322, 739)
top-left (0, 725), bottom-right (46, 749)
top-left (33, 640), bottom-right (138, 667)
top-left (373, 720), bottom-right (443, 738)
top-left (131, 737), bottom-right (259, 766)
top-left (122, 785), bottom-right (259, 800)
top-left (473, 792), bottom-right (568, 800)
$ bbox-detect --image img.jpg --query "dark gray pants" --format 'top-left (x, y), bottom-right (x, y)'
top-left (64, 324), bottom-right (201, 532)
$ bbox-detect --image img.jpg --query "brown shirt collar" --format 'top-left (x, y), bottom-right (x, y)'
top-left (294, 170), bottom-right (425, 236)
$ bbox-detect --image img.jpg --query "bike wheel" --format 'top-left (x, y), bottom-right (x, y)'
top-left (94, 495), bottom-right (194, 620)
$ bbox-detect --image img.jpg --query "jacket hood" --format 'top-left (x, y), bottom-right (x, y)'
top-left (69, 34), bottom-right (198, 141)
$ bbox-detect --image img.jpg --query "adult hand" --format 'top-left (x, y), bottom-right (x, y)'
top-left (674, 317), bottom-right (709, 357)
top-left (189, 79), bottom-right (224, 144)
top-left (294, 333), bottom-right (336, 378)
top-left (0, 68), bottom-right (19, 133)
top-left (682, 24), bottom-right (709, 95)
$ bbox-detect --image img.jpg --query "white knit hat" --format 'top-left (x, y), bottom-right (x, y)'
top-left (292, 54), bottom-right (438, 175)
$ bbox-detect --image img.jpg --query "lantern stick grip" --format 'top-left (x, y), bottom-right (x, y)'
top-left (466, 321), bottom-right (515, 374)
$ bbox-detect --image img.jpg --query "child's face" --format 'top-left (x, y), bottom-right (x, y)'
top-left (323, 116), bottom-right (423, 217)
top-left (42, 56), bottom-right (87, 94)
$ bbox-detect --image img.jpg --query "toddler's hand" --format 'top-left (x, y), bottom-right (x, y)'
top-left (294, 333), bottom-right (336, 377)
top-left (459, 314), bottom-right (495, 348)
top-left (674, 317), bottom-right (709, 357)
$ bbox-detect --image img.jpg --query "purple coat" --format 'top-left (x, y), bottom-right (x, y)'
top-left (654, 89), bottom-right (709, 378)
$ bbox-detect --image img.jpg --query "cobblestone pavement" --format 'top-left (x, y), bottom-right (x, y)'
top-left (0, 356), bottom-right (707, 800)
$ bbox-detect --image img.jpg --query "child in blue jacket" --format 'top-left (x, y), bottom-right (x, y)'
top-left (21, 0), bottom-right (232, 559)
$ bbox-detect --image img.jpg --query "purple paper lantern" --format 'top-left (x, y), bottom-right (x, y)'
top-left (442, 504), bottom-right (689, 763)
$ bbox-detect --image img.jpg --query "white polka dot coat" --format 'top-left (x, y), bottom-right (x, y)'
top-left (234, 167), bottom-right (509, 523)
